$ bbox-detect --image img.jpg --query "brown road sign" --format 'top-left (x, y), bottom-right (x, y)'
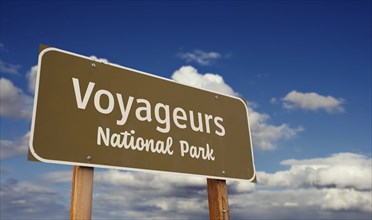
top-left (29, 46), bottom-right (256, 181)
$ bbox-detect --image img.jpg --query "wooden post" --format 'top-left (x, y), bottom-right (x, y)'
top-left (207, 178), bottom-right (230, 220)
top-left (70, 166), bottom-right (94, 220)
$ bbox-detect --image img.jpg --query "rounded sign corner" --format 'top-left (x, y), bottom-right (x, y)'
top-left (236, 97), bottom-right (248, 108)
top-left (248, 170), bottom-right (257, 183)
top-left (38, 47), bottom-right (58, 58)
top-left (29, 142), bottom-right (49, 163)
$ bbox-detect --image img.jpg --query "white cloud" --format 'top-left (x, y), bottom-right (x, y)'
top-left (230, 187), bottom-right (371, 219)
top-left (248, 107), bottom-right (303, 150)
top-left (280, 90), bottom-right (345, 113)
top-left (94, 169), bottom-right (206, 190)
top-left (90, 55), bottom-right (109, 64)
top-left (172, 66), bottom-right (238, 96)
top-left (39, 171), bottom-right (72, 184)
top-left (0, 132), bottom-right (30, 159)
top-left (178, 50), bottom-right (221, 65)
top-left (230, 188), bottom-right (321, 219)
top-left (0, 178), bottom-right (69, 219)
top-left (26, 65), bottom-right (38, 94)
top-left (230, 152), bottom-right (372, 218)
top-left (0, 78), bottom-right (33, 119)
top-left (258, 152), bottom-right (372, 191)
top-left (321, 188), bottom-right (371, 212)
top-left (0, 60), bottom-right (21, 75)
top-left (94, 170), bottom-right (208, 219)
top-left (172, 66), bottom-right (302, 150)
top-left (270, 97), bottom-right (279, 104)
top-left (8, 152), bottom-right (370, 219)
top-left (228, 180), bottom-right (256, 193)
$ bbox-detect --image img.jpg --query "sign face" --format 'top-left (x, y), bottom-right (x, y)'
top-left (29, 46), bottom-right (256, 181)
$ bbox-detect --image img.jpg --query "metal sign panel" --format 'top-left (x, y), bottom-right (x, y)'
top-left (29, 46), bottom-right (256, 181)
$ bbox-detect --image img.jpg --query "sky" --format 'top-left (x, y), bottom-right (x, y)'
top-left (0, 0), bottom-right (371, 219)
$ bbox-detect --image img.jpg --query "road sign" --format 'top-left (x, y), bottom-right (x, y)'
top-left (29, 46), bottom-right (256, 181)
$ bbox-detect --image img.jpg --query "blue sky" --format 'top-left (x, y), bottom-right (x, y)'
top-left (1, 0), bottom-right (371, 219)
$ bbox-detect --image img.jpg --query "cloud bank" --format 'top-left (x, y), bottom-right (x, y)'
top-left (3, 152), bottom-right (369, 219)
top-left (90, 153), bottom-right (370, 219)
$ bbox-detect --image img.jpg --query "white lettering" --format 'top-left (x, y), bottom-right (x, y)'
top-left (97, 126), bottom-right (110, 146)
top-left (72, 78), bottom-right (95, 109)
top-left (135, 99), bottom-right (152, 122)
top-left (73, 78), bottom-right (227, 138)
top-left (204, 114), bottom-right (213, 134)
top-left (116, 94), bottom-right (134, 125)
top-left (94, 89), bottom-right (114, 114)
top-left (189, 111), bottom-right (203, 132)
top-left (97, 126), bottom-right (174, 155)
top-left (214, 117), bottom-right (225, 136)
top-left (179, 140), bottom-right (215, 161)
top-left (180, 140), bottom-right (189, 157)
top-left (173, 107), bottom-right (187, 129)
top-left (155, 103), bottom-right (170, 133)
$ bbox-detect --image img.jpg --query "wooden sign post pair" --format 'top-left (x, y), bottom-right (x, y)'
top-left (70, 166), bottom-right (230, 220)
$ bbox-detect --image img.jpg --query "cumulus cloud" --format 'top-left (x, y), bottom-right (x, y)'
top-left (89, 55), bottom-right (109, 64)
top-left (95, 170), bottom-right (206, 189)
top-left (0, 132), bottom-right (30, 159)
top-left (230, 188), bottom-right (371, 219)
top-left (26, 65), bottom-right (38, 94)
top-left (0, 78), bottom-right (33, 119)
top-left (321, 188), bottom-right (371, 212)
top-left (172, 66), bottom-right (302, 150)
top-left (172, 66), bottom-right (237, 96)
top-left (248, 107), bottom-right (303, 150)
top-left (279, 90), bottom-right (345, 113)
top-left (178, 50), bottom-right (221, 66)
top-left (93, 170), bottom-right (209, 219)
top-left (0, 178), bottom-right (69, 219)
top-left (258, 152), bottom-right (371, 190)
top-left (39, 171), bottom-right (72, 184)
top-left (230, 188), bottom-right (322, 219)
top-left (231, 152), bottom-right (371, 218)
top-left (0, 60), bottom-right (21, 75)
top-left (228, 180), bottom-right (255, 194)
